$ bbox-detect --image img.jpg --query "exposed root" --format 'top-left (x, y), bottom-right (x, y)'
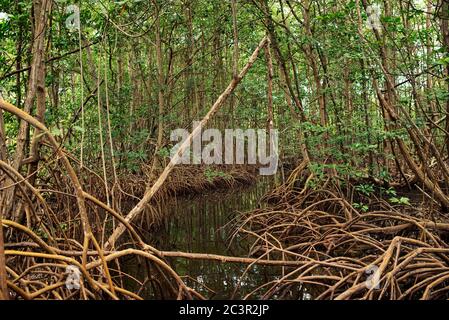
top-left (235, 168), bottom-right (449, 300)
top-left (0, 99), bottom-right (199, 300)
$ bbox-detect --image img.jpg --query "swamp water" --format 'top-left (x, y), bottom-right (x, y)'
top-left (122, 176), bottom-right (305, 299)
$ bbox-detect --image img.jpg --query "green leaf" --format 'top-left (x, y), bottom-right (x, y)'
top-left (73, 125), bottom-right (85, 133)
top-left (50, 127), bottom-right (62, 137)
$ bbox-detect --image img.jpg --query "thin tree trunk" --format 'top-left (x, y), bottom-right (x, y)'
top-left (0, 101), bottom-right (7, 161)
top-left (230, 0), bottom-right (239, 127)
top-left (260, 0), bottom-right (310, 163)
top-left (301, 0), bottom-right (327, 128)
top-left (0, 212), bottom-right (8, 300)
top-left (4, 0), bottom-right (50, 220)
top-left (441, 0), bottom-right (449, 153)
top-left (264, 41), bottom-right (274, 133)
top-left (149, 1), bottom-right (165, 177)
top-left (426, 0), bottom-right (436, 124)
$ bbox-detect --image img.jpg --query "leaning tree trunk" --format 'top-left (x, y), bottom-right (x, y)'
top-left (105, 37), bottom-right (269, 249)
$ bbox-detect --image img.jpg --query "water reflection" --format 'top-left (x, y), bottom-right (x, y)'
top-left (124, 177), bottom-right (287, 299)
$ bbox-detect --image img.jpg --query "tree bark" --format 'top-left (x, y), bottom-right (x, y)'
top-left (441, 0), bottom-right (449, 154)
top-left (0, 213), bottom-right (8, 300)
top-left (3, 0), bottom-right (51, 221)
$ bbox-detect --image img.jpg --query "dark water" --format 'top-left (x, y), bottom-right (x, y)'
top-left (123, 176), bottom-right (288, 299)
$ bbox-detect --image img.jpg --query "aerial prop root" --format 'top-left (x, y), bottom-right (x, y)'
top-left (0, 98), bottom-right (195, 299)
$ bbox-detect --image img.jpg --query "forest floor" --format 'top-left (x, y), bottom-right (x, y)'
top-left (231, 161), bottom-right (449, 299)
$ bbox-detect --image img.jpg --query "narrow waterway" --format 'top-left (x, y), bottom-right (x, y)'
top-left (123, 176), bottom-right (293, 299)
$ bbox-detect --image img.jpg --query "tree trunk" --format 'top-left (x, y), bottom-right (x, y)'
top-left (441, 0), bottom-right (449, 154)
top-left (0, 213), bottom-right (8, 300)
top-left (3, 0), bottom-right (50, 221)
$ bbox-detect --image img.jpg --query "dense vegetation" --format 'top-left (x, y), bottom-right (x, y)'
top-left (0, 0), bottom-right (449, 300)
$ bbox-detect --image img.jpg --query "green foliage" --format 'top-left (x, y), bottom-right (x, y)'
top-left (353, 202), bottom-right (369, 212)
top-left (355, 183), bottom-right (375, 196)
top-left (389, 197), bottom-right (411, 206)
top-left (0, 0), bottom-right (447, 189)
top-left (204, 168), bottom-right (231, 183)
top-left (157, 147), bottom-right (171, 158)
top-left (117, 150), bottom-right (148, 173)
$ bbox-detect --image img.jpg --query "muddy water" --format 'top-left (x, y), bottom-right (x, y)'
top-left (124, 176), bottom-right (290, 299)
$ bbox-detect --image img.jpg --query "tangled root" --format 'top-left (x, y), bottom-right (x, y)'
top-left (0, 99), bottom-right (201, 300)
top-left (235, 169), bottom-right (449, 300)
top-left (0, 154), bottom-right (201, 300)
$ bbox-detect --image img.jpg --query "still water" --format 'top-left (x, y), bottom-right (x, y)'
top-left (123, 176), bottom-right (286, 299)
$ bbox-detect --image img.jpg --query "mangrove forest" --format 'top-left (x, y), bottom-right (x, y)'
top-left (0, 0), bottom-right (449, 303)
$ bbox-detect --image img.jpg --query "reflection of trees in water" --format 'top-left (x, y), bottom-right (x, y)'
top-left (123, 177), bottom-right (287, 299)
